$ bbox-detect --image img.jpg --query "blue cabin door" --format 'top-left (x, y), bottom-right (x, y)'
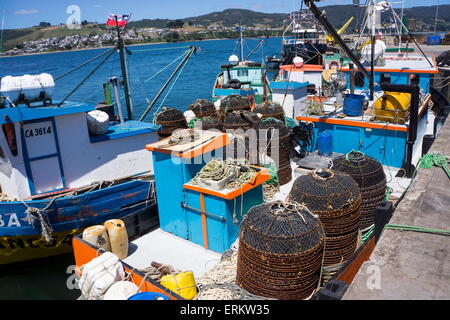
top-left (21, 118), bottom-right (66, 195)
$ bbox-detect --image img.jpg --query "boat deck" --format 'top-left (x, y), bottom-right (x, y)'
top-left (123, 228), bottom-right (221, 279)
top-left (343, 119), bottom-right (450, 300)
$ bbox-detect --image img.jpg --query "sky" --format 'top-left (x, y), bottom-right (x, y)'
top-left (1, 0), bottom-right (448, 29)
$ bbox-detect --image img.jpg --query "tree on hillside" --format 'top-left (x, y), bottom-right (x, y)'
top-left (167, 20), bottom-right (184, 28)
top-left (38, 22), bottom-right (51, 27)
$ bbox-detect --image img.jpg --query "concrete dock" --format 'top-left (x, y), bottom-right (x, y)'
top-left (343, 119), bottom-right (450, 300)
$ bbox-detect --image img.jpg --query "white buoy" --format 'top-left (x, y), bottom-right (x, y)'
top-left (293, 56), bottom-right (304, 68)
top-left (229, 54), bottom-right (239, 65)
top-left (103, 281), bottom-right (139, 300)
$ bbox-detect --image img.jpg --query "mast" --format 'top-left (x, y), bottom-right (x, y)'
top-left (115, 15), bottom-right (134, 120)
top-left (370, 0), bottom-right (376, 101)
top-left (434, 0), bottom-right (440, 34)
top-left (239, 25), bottom-right (244, 62)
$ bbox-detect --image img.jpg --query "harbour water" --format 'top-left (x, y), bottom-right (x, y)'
top-left (0, 37), bottom-right (282, 120)
top-left (0, 37), bottom-right (282, 299)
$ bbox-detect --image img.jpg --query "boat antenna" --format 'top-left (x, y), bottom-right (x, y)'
top-left (369, 0), bottom-right (376, 101)
top-left (0, 10), bottom-right (4, 55)
top-left (114, 14), bottom-right (134, 120)
top-left (434, 0), bottom-right (440, 34)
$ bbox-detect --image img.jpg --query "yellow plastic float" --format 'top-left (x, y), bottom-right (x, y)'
top-left (374, 92), bottom-right (411, 123)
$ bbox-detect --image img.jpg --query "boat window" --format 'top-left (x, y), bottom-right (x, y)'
top-left (237, 70), bottom-right (248, 77)
top-left (0, 146), bottom-right (4, 159)
top-left (355, 71), bottom-right (365, 87)
top-left (410, 74), bottom-right (420, 86)
top-left (380, 73), bottom-right (391, 85)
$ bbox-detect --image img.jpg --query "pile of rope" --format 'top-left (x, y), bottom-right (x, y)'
top-left (189, 159), bottom-right (257, 190)
top-left (416, 153), bottom-right (450, 179)
top-left (195, 252), bottom-right (274, 300)
top-left (195, 283), bottom-right (275, 300)
top-left (0, 193), bottom-right (17, 202)
top-left (168, 128), bottom-right (200, 145)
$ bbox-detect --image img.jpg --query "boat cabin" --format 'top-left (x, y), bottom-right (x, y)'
top-left (295, 53), bottom-right (439, 172)
top-left (213, 61), bottom-right (269, 104)
top-left (0, 79), bottom-right (159, 200)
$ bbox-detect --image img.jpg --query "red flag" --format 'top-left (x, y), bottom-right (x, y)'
top-left (106, 14), bottom-right (130, 27)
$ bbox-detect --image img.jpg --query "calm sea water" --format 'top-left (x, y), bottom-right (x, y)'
top-left (0, 37), bottom-right (282, 120)
top-left (0, 37), bottom-right (283, 300)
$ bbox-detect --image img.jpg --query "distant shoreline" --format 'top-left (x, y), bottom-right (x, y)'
top-left (0, 37), bottom-right (277, 58)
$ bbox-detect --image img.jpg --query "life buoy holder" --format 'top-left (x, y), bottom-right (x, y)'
top-left (2, 116), bottom-right (18, 157)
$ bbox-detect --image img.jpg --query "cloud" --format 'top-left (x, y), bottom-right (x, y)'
top-left (15, 9), bottom-right (39, 15)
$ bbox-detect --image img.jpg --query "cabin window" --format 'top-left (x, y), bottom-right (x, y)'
top-left (237, 70), bottom-right (248, 77)
top-left (410, 74), bottom-right (420, 86)
top-left (380, 73), bottom-right (391, 85)
top-left (0, 146), bottom-right (4, 159)
top-left (355, 71), bottom-right (365, 87)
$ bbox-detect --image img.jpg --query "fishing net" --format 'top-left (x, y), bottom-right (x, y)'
top-left (254, 102), bottom-right (285, 122)
top-left (188, 99), bottom-right (217, 118)
top-left (331, 151), bottom-right (387, 231)
top-left (288, 169), bottom-right (362, 266)
top-left (155, 107), bottom-right (187, 136)
top-left (236, 201), bottom-right (325, 300)
top-left (254, 118), bottom-right (292, 185)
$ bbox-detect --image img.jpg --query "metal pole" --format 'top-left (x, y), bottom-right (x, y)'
top-left (57, 48), bottom-right (115, 107)
top-left (240, 25), bottom-right (244, 62)
top-left (139, 46), bottom-right (196, 122)
top-left (434, 0), bottom-right (440, 34)
top-left (115, 15), bottom-right (134, 120)
top-left (110, 77), bottom-right (125, 123)
top-left (370, 0), bottom-right (376, 101)
top-left (303, 0), bottom-right (370, 80)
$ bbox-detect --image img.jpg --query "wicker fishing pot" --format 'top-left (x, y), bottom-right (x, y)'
top-left (188, 99), bottom-right (217, 118)
top-left (155, 107), bottom-right (187, 137)
top-left (222, 112), bottom-right (254, 161)
top-left (191, 116), bottom-right (222, 131)
top-left (219, 95), bottom-right (252, 121)
top-left (254, 102), bottom-right (285, 122)
top-left (236, 201), bottom-right (326, 300)
top-left (331, 151), bottom-right (387, 231)
top-left (254, 118), bottom-right (292, 185)
top-left (288, 169), bottom-right (362, 267)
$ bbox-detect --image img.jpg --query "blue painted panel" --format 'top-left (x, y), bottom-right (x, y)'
top-left (90, 121), bottom-right (160, 143)
top-left (0, 101), bottom-right (94, 124)
top-left (361, 128), bottom-right (407, 168)
top-left (333, 126), bottom-right (361, 154)
top-left (213, 88), bottom-right (256, 97)
top-left (184, 185), bottom-right (264, 253)
top-left (152, 152), bottom-right (189, 239)
top-left (0, 180), bottom-right (154, 236)
top-left (311, 122), bottom-right (408, 168)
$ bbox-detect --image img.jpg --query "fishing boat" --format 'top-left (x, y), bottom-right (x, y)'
top-left (212, 27), bottom-right (271, 104)
top-left (278, 8), bottom-right (353, 67)
top-left (71, 2), bottom-right (449, 301)
top-left (0, 14), bottom-right (196, 265)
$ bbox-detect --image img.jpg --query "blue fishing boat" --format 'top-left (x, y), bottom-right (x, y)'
top-left (0, 14), bottom-right (196, 265)
top-left (212, 27), bottom-right (271, 104)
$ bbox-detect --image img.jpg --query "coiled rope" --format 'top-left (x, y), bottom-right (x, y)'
top-left (23, 199), bottom-right (56, 243)
top-left (190, 159), bottom-right (257, 190)
top-left (416, 153), bottom-right (450, 179)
